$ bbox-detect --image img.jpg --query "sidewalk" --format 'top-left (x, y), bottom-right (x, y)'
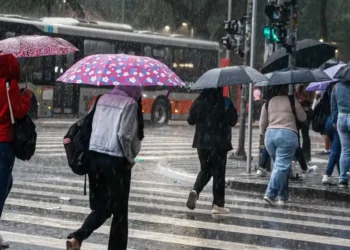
top-left (164, 156), bottom-right (350, 202)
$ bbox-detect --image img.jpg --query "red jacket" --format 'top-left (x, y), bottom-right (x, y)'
top-left (0, 54), bottom-right (31, 142)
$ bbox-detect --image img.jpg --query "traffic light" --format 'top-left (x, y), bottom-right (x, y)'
top-left (224, 20), bottom-right (239, 35)
top-left (263, 25), bottom-right (287, 43)
top-left (264, 4), bottom-right (290, 45)
top-left (263, 26), bottom-right (280, 43)
top-left (222, 35), bottom-right (237, 51)
top-left (222, 19), bottom-right (244, 57)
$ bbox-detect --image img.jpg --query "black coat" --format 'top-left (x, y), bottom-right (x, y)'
top-left (187, 90), bottom-right (238, 152)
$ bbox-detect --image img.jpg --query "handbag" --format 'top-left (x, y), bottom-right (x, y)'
top-left (6, 81), bottom-right (37, 161)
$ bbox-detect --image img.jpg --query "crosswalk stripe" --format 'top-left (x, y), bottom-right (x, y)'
top-left (2, 213), bottom-right (280, 250)
top-left (10, 183), bottom-right (350, 223)
top-left (1, 231), bottom-right (109, 250)
top-left (4, 197), bottom-right (350, 248)
top-left (6, 190), bottom-right (350, 232)
top-left (34, 176), bottom-right (348, 215)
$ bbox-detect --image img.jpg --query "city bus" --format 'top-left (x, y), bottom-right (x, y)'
top-left (0, 15), bottom-right (220, 125)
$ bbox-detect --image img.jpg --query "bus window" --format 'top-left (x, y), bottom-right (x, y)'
top-left (5, 32), bottom-right (15, 38)
top-left (144, 45), bottom-right (152, 57)
top-left (152, 48), bottom-right (165, 58)
top-left (164, 47), bottom-right (173, 67)
top-left (84, 40), bottom-right (115, 56)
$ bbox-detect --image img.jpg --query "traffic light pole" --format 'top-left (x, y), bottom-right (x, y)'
top-left (231, 0), bottom-right (253, 161)
top-left (246, 0), bottom-right (257, 173)
top-left (226, 0), bottom-right (232, 60)
top-left (288, 1), bottom-right (298, 85)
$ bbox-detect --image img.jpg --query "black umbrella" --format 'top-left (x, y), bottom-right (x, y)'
top-left (256, 67), bottom-right (332, 87)
top-left (261, 39), bottom-right (337, 74)
top-left (334, 63), bottom-right (350, 82)
top-left (319, 58), bottom-right (345, 70)
top-left (191, 66), bottom-right (268, 90)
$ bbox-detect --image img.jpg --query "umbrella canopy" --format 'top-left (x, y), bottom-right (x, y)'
top-left (261, 39), bottom-right (337, 74)
top-left (306, 64), bottom-right (345, 91)
top-left (0, 35), bottom-right (78, 57)
top-left (334, 63), bottom-right (350, 82)
top-left (319, 58), bottom-right (345, 70)
top-left (256, 67), bottom-right (332, 87)
top-left (191, 66), bottom-right (268, 90)
top-left (57, 54), bottom-right (185, 87)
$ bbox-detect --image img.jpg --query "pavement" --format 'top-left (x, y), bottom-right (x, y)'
top-left (3, 121), bottom-right (350, 249)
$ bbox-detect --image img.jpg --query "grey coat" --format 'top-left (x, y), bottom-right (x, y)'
top-left (89, 88), bottom-right (141, 165)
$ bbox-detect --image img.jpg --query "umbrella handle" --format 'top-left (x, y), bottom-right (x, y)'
top-left (166, 87), bottom-right (174, 98)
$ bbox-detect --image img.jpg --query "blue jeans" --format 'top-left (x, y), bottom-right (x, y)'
top-left (338, 115), bottom-right (350, 183)
top-left (264, 129), bottom-right (299, 201)
top-left (326, 130), bottom-right (341, 176)
top-left (325, 116), bottom-right (334, 142)
top-left (0, 143), bottom-right (15, 218)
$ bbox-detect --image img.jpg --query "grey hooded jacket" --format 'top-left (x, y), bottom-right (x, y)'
top-left (89, 87), bottom-right (141, 165)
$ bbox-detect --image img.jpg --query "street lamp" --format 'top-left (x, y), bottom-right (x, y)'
top-left (164, 26), bottom-right (170, 32)
top-left (319, 38), bottom-right (324, 43)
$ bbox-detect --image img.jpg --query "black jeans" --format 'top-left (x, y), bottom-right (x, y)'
top-left (300, 121), bottom-right (311, 162)
top-left (68, 152), bottom-right (132, 250)
top-left (193, 149), bottom-right (227, 207)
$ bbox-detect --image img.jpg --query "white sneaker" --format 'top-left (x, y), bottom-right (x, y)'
top-left (0, 234), bottom-right (9, 249)
top-left (303, 165), bottom-right (318, 178)
top-left (322, 175), bottom-right (333, 184)
top-left (212, 205), bottom-right (230, 214)
top-left (186, 190), bottom-right (198, 210)
top-left (256, 168), bottom-right (267, 177)
top-left (277, 200), bottom-right (286, 206)
top-left (263, 196), bottom-right (275, 207)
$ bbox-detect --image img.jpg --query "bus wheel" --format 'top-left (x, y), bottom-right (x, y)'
top-left (151, 99), bottom-right (170, 126)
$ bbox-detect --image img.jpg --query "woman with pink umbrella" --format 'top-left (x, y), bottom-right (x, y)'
top-left (58, 54), bottom-right (184, 250)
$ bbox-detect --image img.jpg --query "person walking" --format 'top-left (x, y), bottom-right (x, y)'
top-left (331, 81), bottom-right (350, 187)
top-left (66, 86), bottom-right (143, 250)
top-left (0, 54), bottom-right (32, 249)
top-left (320, 84), bottom-right (341, 184)
top-left (186, 88), bottom-right (238, 214)
top-left (313, 91), bottom-right (332, 155)
top-left (260, 85), bottom-right (306, 206)
top-left (253, 87), bottom-right (263, 122)
top-left (296, 85), bottom-right (312, 162)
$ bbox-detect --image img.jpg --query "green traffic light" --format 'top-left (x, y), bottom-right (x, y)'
top-left (263, 26), bottom-right (280, 43)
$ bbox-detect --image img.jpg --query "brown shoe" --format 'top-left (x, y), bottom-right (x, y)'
top-left (66, 238), bottom-right (81, 250)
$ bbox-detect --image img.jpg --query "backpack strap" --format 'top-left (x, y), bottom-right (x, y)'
top-left (5, 80), bottom-right (15, 125)
top-left (288, 95), bottom-right (300, 132)
top-left (90, 95), bottom-right (103, 114)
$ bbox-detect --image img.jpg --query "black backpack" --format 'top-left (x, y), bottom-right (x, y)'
top-left (6, 81), bottom-right (37, 161)
top-left (311, 89), bottom-right (331, 134)
top-left (63, 95), bottom-right (102, 176)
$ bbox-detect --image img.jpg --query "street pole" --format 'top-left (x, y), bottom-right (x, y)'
top-left (246, 0), bottom-right (257, 173)
top-left (226, 0), bottom-right (232, 60)
top-left (288, 1), bottom-right (298, 86)
top-left (231, 0), bottom-right (252, 161)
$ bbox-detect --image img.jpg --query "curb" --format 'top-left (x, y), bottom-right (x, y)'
top-left (227, 179), bottom-right (350, 202)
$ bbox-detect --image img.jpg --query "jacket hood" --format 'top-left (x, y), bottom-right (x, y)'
top-left (0, 54), bottom-right (20, 81)
top-left (112, 85), bottom-right (142, 101)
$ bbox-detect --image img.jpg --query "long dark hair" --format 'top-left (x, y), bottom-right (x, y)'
top-left (137, 97), bottom-right (145, 141)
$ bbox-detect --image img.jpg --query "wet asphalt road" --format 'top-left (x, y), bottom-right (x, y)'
top-left (2, 124), bottom-right (350, 250)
